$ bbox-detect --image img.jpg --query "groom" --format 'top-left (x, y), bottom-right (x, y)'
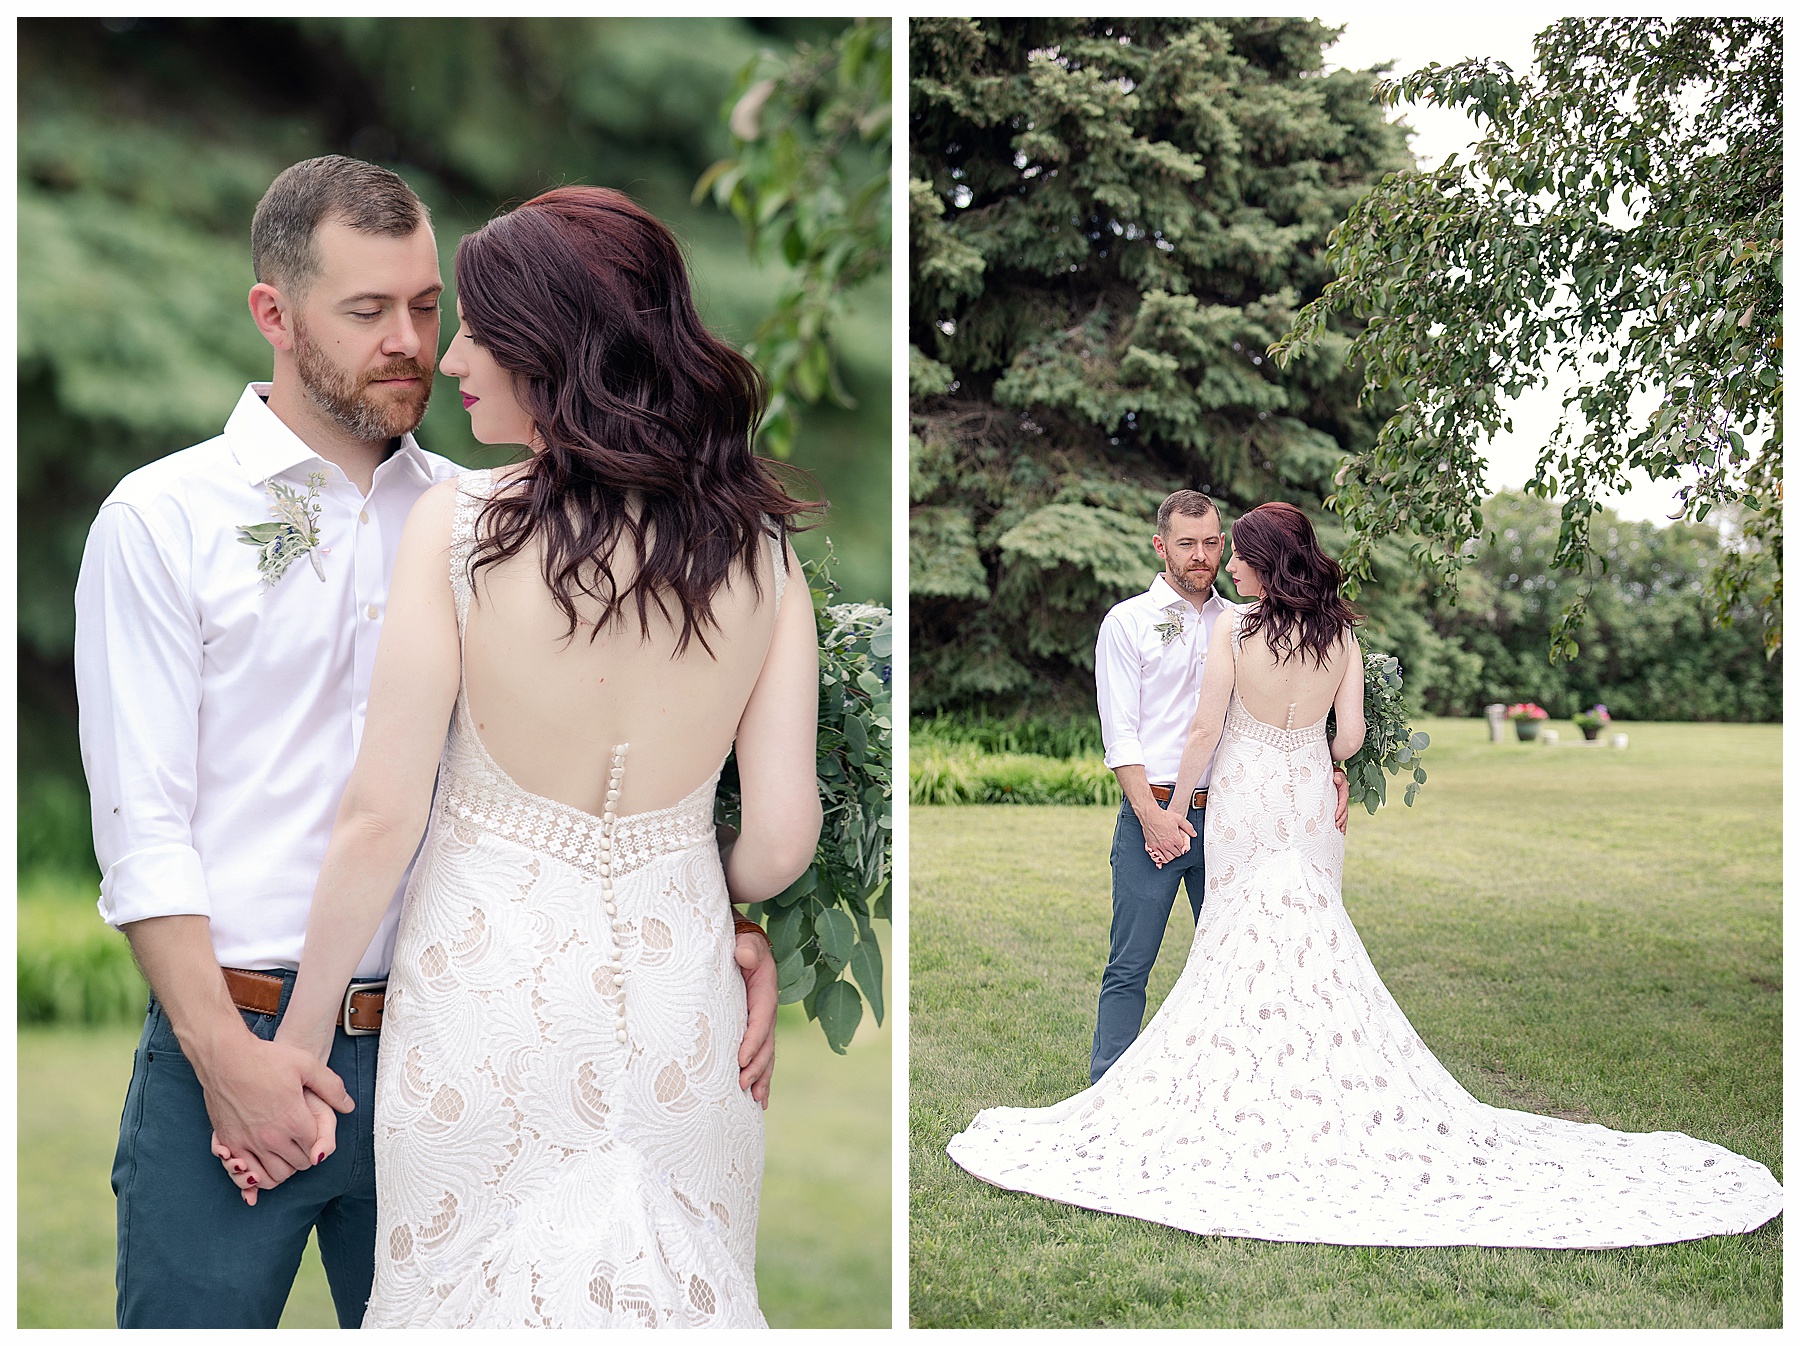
top-left (1089, 490), bottom-right (1348, 1083)
top-left (74, 155), bottom-right (778, 1328)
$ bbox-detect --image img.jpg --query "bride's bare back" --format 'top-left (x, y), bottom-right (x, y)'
top-left (1232, 623), bottom-right (1356, 730)
top-left (461, 487), bottom-right (788, 818)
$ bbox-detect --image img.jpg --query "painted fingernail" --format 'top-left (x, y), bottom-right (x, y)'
top-left (246, 1175), bottom-right (256, 1186)
top-left (317, 1151), bottom-right (326, 1165)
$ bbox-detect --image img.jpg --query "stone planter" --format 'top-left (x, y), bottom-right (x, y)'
top-left (1513, 718), bottom-right (1542, 742)
top-left (1579, 724), bottom-right (1602, 741)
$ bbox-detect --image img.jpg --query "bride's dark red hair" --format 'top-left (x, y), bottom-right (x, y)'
top-left (454, 185), bottom-right (817, 653)
top-left (1230, 502), bottom-right (1360, 667)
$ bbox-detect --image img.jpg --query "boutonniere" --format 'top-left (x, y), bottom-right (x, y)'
top-left (237, 472), bottom-right (328, 587)
top-left (1152, 609), bottom-right (1186, 645)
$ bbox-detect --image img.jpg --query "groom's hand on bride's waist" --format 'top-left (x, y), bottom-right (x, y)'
top-left (735, 925), bottom-right (777, 1110)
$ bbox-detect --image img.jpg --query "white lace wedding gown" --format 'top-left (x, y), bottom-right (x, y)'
top-left (947, 614), bottom-right (1782, 1248)
top-left (363, 471), bottom-right (770, 1326)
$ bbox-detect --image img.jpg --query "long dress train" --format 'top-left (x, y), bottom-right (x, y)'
top-left (947, 620), bottom-right (1781, 1248)
top-left (363, 470), bottom-right (768, 1326)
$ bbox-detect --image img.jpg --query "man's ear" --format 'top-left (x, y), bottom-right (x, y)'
top-left (249, 281), bottom-right (297, 353)
top-left (1151, 532), bottom-right (1168, 563)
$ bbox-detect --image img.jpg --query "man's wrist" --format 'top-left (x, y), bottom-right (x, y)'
top-left (181, 1005), bottom-right (258, 1086)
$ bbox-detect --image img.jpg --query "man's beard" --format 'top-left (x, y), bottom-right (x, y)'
top-left (293, 321), bottom-right (433, 443)
top-left (1167, 562), bottom-right (1215, 601)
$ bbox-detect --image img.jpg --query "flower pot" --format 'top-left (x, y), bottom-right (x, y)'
top-left (1580, 724), bottom-right (1601, 741)
top-left (1513, 719), bottom-right (1541, 742)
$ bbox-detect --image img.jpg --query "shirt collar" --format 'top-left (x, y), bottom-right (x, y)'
top-left (1146, 573), bottom-right (1225, 615)
top-left (227, 382), bottom-right (431, 488)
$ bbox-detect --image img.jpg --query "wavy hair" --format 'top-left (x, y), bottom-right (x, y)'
top-left (454, 186), bottom-right (818, 654)
top-left (1230, 502), bottom-right (1360, 667)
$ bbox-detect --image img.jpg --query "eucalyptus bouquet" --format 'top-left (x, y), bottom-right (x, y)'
top-left (714, 559), bottom-right (891, 1053)
top-left (1328, 649), bottom-right (1430, 814)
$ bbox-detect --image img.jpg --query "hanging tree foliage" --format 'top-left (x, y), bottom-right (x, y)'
top-left (1274, 17), bottom-right (1782, 660)
top-left (909, 17), bottom-right (1411, 713)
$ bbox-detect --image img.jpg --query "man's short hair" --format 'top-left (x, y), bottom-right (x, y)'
top-left (1155, 489), bottom-right (1219, 537)
top-left (251, 155), bottom-right (430, 296)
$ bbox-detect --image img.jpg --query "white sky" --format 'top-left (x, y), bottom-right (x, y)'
top-left (1315, 12), bottom-right (1692, 525)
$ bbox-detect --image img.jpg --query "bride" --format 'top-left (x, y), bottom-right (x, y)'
top-left (947, 502), bottom-right (1782, 1248)
top-left (218, 187), bottom-right (822, 1324)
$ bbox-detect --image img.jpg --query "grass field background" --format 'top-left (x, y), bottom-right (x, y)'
top-left (910, 718), bottom-right (1781, 1328)
top-left (18, 929), bottom-right (890, 1329)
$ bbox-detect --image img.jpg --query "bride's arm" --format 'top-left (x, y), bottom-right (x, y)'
top-left (726, 540), bottom-right (822, 903)
top-left (1165, 614), bottom-right (1238, 816)
top-left (1328, 631), bottom-right (1366, 762)
top-left (274, 481), bottom-right (463, 1065)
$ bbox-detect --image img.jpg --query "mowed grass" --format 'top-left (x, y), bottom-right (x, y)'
top-left (19, 991), bottom-right (889, 1328)
top-left (910, 719), bottom-right (1781, 1328)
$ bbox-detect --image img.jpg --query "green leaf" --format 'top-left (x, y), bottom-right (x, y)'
top-left (772, 865), bottom-right (817, 909)
top-left (815, 906), bottom-right (856, 973)
top-left (844, 714), bottom-right (869, 763)
top-left (776, 949), bottom-right (814, 1004)
top-left (767, 903), bottom-right (806, 962)
top-left (849, 936), bottom-right (884, 1025)
top-left (815, 978), bottom-right (862, 1053)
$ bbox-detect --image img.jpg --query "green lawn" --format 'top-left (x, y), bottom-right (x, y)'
top-left (910, 719), bottom-right (1781, 1328)
top-left (19, 992), bottom-right (889, 1328)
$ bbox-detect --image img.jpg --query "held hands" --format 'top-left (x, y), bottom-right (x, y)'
top-left (214, 1089), bottom-right (341, 1205)
top-left (735, 926), bottom-right (777, 1109)
top-left (202, 1035), bottom-right (353, 1205)
top-left (1142, 805), bottom-right (1197, 869)
top-left (1333, 766), bottom-right (1350, 835)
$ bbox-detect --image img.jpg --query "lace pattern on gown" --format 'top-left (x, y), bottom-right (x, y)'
top-left (363, 468), bottom-right (767, 1327)
top-left (945, 608), bottom-right (1782, 1248)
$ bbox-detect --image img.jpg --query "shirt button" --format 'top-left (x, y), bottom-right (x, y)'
top-left (367, 604), bottom-right (379, 620)
top-left (359, 509), bottom-right (369, 525)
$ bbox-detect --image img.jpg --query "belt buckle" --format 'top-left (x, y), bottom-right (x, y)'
top-left (342, 979), bottom-right (385, 1036)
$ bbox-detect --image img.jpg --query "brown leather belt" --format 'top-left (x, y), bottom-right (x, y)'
top-left (1150, 785), bottom-right (1208, 810)
top-left (223, 967), bottom-right (386, 1036)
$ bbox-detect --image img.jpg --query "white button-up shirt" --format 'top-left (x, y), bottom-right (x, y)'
top-left (1095, 575), bottom-right (1238, 787)
top-left (76, 383), bottom-right (461, 976)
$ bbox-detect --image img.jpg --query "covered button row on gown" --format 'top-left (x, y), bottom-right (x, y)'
top-left (601, 743), bottom-right (629, 1044)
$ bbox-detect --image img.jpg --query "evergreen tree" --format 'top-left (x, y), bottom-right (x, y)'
top-left (909, 17), bottom-right (1412, 713)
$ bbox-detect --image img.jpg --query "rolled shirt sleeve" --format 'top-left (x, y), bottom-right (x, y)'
top-left (75, 501), bottom-right (212, 928)
top-left (1095, 608), bottom-right (1144, 770)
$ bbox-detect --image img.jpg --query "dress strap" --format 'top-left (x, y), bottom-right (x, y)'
top-left (449, 468), bottom-right (497, 634)
top-left (767, 526), bottom-right (788, 615)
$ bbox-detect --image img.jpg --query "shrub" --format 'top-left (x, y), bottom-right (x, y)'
top-left (19, 875), bottom-right (146, 1025)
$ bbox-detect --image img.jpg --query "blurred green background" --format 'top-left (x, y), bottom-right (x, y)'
top-left (17, 16), bottom-right (891, 1328)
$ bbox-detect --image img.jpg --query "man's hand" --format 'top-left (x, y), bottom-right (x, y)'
top-left (214, 1088), bottom-right (340, 1205)
top-left (1333, 766), bottom-right (1350, 834)
top-left (735, 927), bottom-right (777, 1109)
top-left (1140, 805), bottom-right (1197, 869)
top-left (196, 1034), bottom-right (353, 1184)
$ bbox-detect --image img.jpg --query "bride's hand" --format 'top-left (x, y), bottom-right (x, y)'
top-left (212, 1089), bottom-right (339, 1206)
top-left (212, 1132), bottom-right (274, 1205)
